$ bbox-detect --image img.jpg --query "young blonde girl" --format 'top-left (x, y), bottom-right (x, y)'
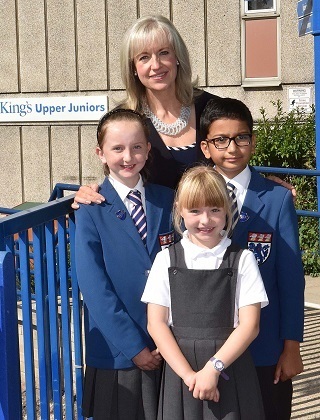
top-left (142, 165), bottom-right (268, 419)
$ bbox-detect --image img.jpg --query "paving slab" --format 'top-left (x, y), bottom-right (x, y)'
top-left (292, 307), bottom-right (320, 419)
top-left (305, 276), bottom-right (320, 307)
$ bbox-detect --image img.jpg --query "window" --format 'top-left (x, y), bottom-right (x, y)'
top-left (245, 0), bottom-right (276, 13)
top-left (241, 0), bottom-right (280, 87)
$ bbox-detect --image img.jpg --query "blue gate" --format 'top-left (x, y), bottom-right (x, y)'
top-left (0, 196), bottom-right (84, 420)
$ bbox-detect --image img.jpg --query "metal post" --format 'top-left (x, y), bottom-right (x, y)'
top-left (0, 251), bottom-right (22, 420)
top-left (313, 0), bottom-right (320, 211)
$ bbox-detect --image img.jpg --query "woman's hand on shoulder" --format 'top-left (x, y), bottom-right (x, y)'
top-left (267, 175), bottom-right (297, 202)
top-left (71, 183), bottom-right (105, 209)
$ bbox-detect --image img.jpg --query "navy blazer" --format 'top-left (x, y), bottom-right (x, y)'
top-left (232, 167), bottom-right (305, 366)
top-left (75, 178), bottom-right (174, 369)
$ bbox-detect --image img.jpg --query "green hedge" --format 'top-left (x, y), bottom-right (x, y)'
top-left (251, 100), bottom-right (320, 276)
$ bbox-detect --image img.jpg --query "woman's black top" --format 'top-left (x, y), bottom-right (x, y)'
top-left (146, 90), bottom-right (217, 190)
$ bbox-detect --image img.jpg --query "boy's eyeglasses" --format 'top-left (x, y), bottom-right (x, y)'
top-left (206, 134), bottom-right (252, 150)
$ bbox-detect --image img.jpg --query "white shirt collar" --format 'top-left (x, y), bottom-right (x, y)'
top-left (181, 231), bottom-right (232, 261)
top-left (108, 175), bottom-right (145, 202)
top-left (222, 165), bottom-right (251, 193)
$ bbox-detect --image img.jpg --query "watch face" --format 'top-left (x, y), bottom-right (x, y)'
top-left (214, 360), bottom-right (224, 371)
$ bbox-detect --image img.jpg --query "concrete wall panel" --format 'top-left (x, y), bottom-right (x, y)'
top-left (22, 127), bottom-right (51, 203)
top-left (18, 0), bottom-right (47, 92)
top-left (107, 0), bottom-right (137, 89)
top-left (139, 3), bottom-right (170, 19)
top-left (77, 1), bottom-right (108, 91)
top-left (206, 1), bottom-right (241, 86)
top-left (281, 1), bottom-right (314, 83)
top-left (0, 2), bottom-right (18, 92)
top-left (0, 127), bottom-right (22, 208)
top-left (108, 90), bottom-right (126, 110)
top-left (46, 0), bottom-right (77, 91)
top-left (51, 126), bottom-right (80, 187)
top-left (80, 126), bottom-right (104, 185)
top-left (173, 1), bottom-right (206, 86)
top-left (204, 85), bottom-right (313, 121)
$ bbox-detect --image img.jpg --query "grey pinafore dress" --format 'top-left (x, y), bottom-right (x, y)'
top-left (157, 241), bottom-right (265, 420)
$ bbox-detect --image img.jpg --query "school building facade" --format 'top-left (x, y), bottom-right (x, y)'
top-left (0, 0), bottom-right (314, 208)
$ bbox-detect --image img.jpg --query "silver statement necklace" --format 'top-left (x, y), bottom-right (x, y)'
top-left (142, 102), bottom-right (191, 136)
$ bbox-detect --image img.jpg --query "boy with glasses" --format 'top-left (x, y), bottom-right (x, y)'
top-left (200, 96), bottom-right (304, 420)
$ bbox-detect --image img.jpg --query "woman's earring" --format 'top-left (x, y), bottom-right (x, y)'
top-left (176, 60), bottom-right (180, 66)
top-left (134, 70), bottom-right (137, 76)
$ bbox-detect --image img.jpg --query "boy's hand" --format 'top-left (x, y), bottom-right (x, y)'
top-left (274, 340), bottom-right (303, 383)
top-left (132, 347), bottom-right (162, 371)
top-left (71, 184), bottom-right (105, 209)
top-left (151, 348), bottom-right (163, 362)
top-left (192, 362), bottom-right (220, 402)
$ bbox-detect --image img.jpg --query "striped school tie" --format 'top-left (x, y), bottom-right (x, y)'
top-left (227, 182), bottom-right (239, 236)
top-left (127, 190), bottom-right (147, 245)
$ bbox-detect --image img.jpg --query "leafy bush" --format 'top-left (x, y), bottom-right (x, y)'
top-left (251, 100), bottom-right (320, 276)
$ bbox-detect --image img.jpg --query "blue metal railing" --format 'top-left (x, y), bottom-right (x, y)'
top-left (0, 196), bottom-right (84, 420)
top-left (0, 183), bottom-right (80, 216)
top-left (253, 166), bottom-right (320, 218)
top-left (0, 251), bottom-right (22, 419)
top-left (0, 207), bottom-right (20, 215)
top-left (48, 183), bottom-right (80, 201)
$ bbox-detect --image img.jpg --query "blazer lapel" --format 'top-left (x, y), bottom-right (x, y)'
top-left (233, 168), bottom-right (265, 240)
top-left (145, 185), bottom-right (163, 253)
top-left (100, 179), bottom-right (150, 255)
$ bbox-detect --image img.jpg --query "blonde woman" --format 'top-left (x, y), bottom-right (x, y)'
top-left (73, 15), bottom-right (216, 207)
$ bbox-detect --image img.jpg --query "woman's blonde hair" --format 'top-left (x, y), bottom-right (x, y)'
top-left (120, 15), bottom-right (196, 111)
top-left (173, 165), bottom-right (232, 237)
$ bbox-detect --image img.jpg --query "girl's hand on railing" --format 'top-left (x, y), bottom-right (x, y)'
top-left (71, 184), bottom-right (105, 209)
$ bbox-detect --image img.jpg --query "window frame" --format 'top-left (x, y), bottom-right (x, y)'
top-left (244, 0), bottom-right (276, 14)
top-left (241, 0), bottom-right (281, 87)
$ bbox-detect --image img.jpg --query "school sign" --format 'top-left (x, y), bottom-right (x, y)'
top-left (0, 96), bottom-right (108, 122)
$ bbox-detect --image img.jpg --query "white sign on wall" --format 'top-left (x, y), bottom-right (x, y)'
top-left (0, 96), bottom-right (108, 122)
top-left (288, 87), bottom-right (313, 112)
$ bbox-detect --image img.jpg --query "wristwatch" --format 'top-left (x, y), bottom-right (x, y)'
top-left (209, 357), bottom-right (229, 380)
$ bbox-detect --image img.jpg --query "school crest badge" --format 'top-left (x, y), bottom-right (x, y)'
top-left (159, 231), bottom-right (174, 249)
top-left (247, 232), bottom-right (272, 265)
